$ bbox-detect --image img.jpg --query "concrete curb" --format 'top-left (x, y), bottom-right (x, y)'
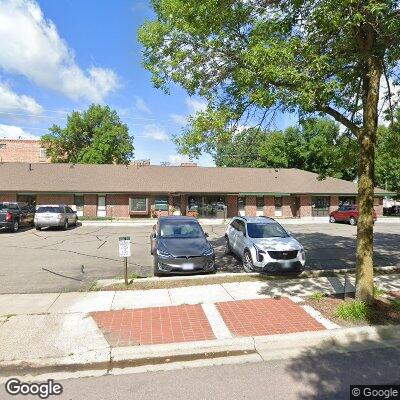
top-left (1, 325), bottom-right (399, 380)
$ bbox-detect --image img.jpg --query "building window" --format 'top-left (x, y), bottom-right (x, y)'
top-left (0, 143), bottom-right (6, 149)
top-left (130, 197), bottom-right (148, 213)
top-left (39, 148), bottom-right (46, 158)
top-left (256, 196), bottom-right (264, 211)
top-left (339, 196), bottom-right (356, 206)
top-left (275, 197), bottom-right (282, 211)
top-left (238, 196), bottom-right (245, 211)
top-left (17, 194), bottom-right (36, 206)
top-left (154, 196), bottom-right (169, 211)
top-left (311, 196), bottom-right (330, 216)
top-left (188, 196), bottom-right (199, 211)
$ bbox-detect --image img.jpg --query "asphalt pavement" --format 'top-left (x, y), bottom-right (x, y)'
top-left (0, 222), bottom-right (399, 294)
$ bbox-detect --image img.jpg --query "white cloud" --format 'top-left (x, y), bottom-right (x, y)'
top-left (168, 154), bottom-right (191, 165)
top-left (0, 0), bottom-right (118, 102)
top-left (0, 124), bottom-right (38, 139)
top-left (186, 97), bottom-right (207, 113)
top-left (134, 96), bottom-right (151, 114)
top-left (0, 82), bottom-right (42, 114)
top-left (140, 125), bottom-right (169, 141)
top-left (170, 113), bottom-right (188, 125)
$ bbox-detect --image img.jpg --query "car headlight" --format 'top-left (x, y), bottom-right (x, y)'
top-left (156, 248), bottom-right (172, 258)
top-left (202, 247), bottom-right (214, 256)
top-left (253, 244), bottom-right (266, 262)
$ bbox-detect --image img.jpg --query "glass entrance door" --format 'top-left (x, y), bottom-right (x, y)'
top-left (187, 196), bottom-right (226, 218)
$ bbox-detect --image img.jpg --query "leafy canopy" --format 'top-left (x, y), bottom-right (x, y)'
top-left (41, 104), bottom-right (134, 164)
top-left (139, 0), bottom-right (400, 150)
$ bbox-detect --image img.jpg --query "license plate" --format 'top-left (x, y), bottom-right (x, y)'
top-left (282, 261), bottom-right (292, 269)
top-left (182, 263), bottom-right (194, 270)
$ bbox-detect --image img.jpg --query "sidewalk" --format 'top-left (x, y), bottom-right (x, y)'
top-left (1, 275), bottom-right (399, 381)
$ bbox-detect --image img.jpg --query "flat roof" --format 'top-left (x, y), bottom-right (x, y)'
top-left (0, 162), bottom-right (391, 195)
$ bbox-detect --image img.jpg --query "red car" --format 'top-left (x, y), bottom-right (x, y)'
top-left (329, 204), bottom-right (377, 225)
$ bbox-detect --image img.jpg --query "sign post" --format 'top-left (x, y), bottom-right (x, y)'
top-left (118, 236), bottom-right (131, 285)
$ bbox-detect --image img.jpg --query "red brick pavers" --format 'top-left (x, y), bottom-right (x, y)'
top-left (92, 304), bottom-right (215, 347)
top-left (216, 298), bottom-right (325, 336)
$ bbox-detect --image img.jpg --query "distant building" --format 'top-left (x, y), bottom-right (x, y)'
top-left (0, 139), bottom-right (49, 163)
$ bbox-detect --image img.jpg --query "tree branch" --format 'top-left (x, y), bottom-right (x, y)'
top-left (320, 105), bottom-right (361, 134)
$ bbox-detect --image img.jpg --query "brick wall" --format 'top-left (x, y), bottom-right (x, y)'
top-left (106, 194), bottom-right (130, 218)
top-left (0, 193), bottom-right (17, 202)
top-left (299, 195), bottom-right (312, 218)
top-left (264, 196), bottom-right (275, 217)
top-left (84, 195), bottom-right (97, 217)
top-left (0, 139), bottom-right (49, 163)
top-left (245, 196), bottom-right (257, 217)
top-left (330, 196), bottom-right (339, 213)
top-left (226, 195), bottom-right (238, 218)
top-left (282, 196), bottom-right (294, 218)
top-left (37, 194), bottom-right (74, 205)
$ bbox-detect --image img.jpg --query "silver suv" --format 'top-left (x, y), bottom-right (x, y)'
top-left (225, 216), bottom-right (305, 273)
top-left (34, 205), bottom-right (78, 230)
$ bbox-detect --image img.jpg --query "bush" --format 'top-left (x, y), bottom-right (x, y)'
top-left (392, 299), bottom-right (400, 312)
top-left (310, 292), bottom-right (325, 301)
top-left (336, 300), bottom-right (371, 320)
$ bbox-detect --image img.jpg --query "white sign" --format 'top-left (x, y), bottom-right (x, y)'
top-left (118, 236), bottom-right (131, 257)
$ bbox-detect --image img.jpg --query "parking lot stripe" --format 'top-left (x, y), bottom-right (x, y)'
top-left (201, 303), bottom-right (233, 339)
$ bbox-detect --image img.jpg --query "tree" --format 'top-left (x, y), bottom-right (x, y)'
top-left (41, 104), bottom-right (134, 164)
top-left (139, 0), bottom-right (400, 302)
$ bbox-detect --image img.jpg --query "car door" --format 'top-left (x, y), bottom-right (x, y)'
top-left (235, 220), bottom-right (246, 257)
top-left (335, 205), bottom-right (345, 221)
top-left (150, 224), bottom-right (157, 255)
top-left (227, 219), bottom-right (239, 254)
top-left (66, 206), bottom-right (76, 224)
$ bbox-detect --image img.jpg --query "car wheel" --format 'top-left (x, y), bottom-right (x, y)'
top-left (329, 215), bottom-right (336, 223)
top-left (243, 250), bottom-right (254, 273)
top-left (63, 220), bottom-right (69, 230)
top-left (153, 263), bottom-right (163, 277)
top-left (11, 221), bottom-right (19, 232)
top-left (349, 217), bottom-right (357, 226)
top-left (224, 236), bottom-right (231, 254)
top-left (35, 226), bottom-right (41, 231)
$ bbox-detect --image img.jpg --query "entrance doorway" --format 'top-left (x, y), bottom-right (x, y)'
top-left (187, 195), bottom-right (226, 218)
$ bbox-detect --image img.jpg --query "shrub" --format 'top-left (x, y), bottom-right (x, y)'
top-left (310, 292), bottom-right (325, 302)
top-left (392, 299), bottom-right (400, 312)
top-left (336, 300), bottom-right (371, 320)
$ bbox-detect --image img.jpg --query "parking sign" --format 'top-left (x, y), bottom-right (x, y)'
top-left (118, 236), bottom-right (131, 257)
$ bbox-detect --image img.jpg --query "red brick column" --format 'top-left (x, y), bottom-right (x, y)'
top-left (282, 196), bottom-right (294, 218)
top-left (84, 194), bottom-right (97, 217)
top-left (0, 193), bottom-right (17, 202)
top-left (106, 194), bottom-right (129, 218)
top-left (374, 197), bottom-right (383, 217)
top-left (226, 195), bottom-right (238, 218)
top-left (329, 195), bottom-right (339, 213)
top-left (180, 195), bottom-right (187, 216)
top-left (299, 195), bottom-right (312, 218)
top-left (245, 196), bottom-right (257, 217)
top-left (264, 196), bottom-right (275, 217)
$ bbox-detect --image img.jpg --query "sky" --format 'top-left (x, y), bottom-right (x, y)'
top-left (0, 0), bottom-right (295, 166)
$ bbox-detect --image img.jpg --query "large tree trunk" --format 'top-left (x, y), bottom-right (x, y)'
top-left (355, 56), bottom-right (381, 303)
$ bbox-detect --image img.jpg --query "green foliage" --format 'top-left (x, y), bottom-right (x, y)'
top-left (310, 292), bottom-right (326, 302)
top-left (41, 104), bottom-right (134, 164)
top-left (373, 285), bottom-right (386, 297)
top-left (336, 300), bottom-right (371, 320)
top-left (392, 299), bottom-right (400, 311)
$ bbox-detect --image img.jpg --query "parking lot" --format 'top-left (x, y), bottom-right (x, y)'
top-left (0, 222), bottom-right (399, 294)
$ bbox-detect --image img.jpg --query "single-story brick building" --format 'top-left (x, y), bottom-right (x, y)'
top-left (0, 162), bottom-right (391, 219)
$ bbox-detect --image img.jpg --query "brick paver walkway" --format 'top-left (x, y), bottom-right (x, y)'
top-left (92, 304), bottom-right (215, 347)
top-left (216, 298), bottom-right (325, 336)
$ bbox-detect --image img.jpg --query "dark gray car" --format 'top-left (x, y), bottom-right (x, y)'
top-left (150, 216), bottom-right (215, 276)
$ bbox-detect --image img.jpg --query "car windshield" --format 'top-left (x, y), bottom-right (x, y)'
top-left (247, 223), bottom-right (289, 238)
top-left (160, 221), bottom-right (204, 238)
top-left (36, 206), bottom-right (64, 213)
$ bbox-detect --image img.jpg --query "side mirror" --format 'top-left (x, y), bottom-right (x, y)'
top-left (151, 232), bottom-right (156, 239)
top-left (205, 232), bottom-right (209, 237)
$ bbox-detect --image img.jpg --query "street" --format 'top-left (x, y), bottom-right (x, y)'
top-left (0, 222), bottom-right (399, 294)
top-left (1, 346), bottom-right (399, 400)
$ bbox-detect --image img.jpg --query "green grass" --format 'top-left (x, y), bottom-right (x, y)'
top-left (392, 299), bottom-right (400, 311)
top-left (310, 292), bottom-right (326, 302)
top-left (336, 300), bottom-right (371, 321)
top-left (373, 286), bottom-right (386, 297)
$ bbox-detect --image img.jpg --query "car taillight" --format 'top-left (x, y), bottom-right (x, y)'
top-left (5, 212), bottom-right (12, 221)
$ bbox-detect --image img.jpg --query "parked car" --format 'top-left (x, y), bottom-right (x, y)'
top-left (329, 204), bottom-right (377, 225)
top-left (225, 216), bottom-right (305, 273)
top-left (0, 202), bottom-right (35, 232)
top-left (34, 205), bottom-right (78, 230)
top-left (150, 216), bottom-right (215, 276)
top-left (383, 205), bottom-right (400, 216)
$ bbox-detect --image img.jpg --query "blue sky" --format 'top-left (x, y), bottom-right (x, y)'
top-left (0, 0), bottom-right (294, 166)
